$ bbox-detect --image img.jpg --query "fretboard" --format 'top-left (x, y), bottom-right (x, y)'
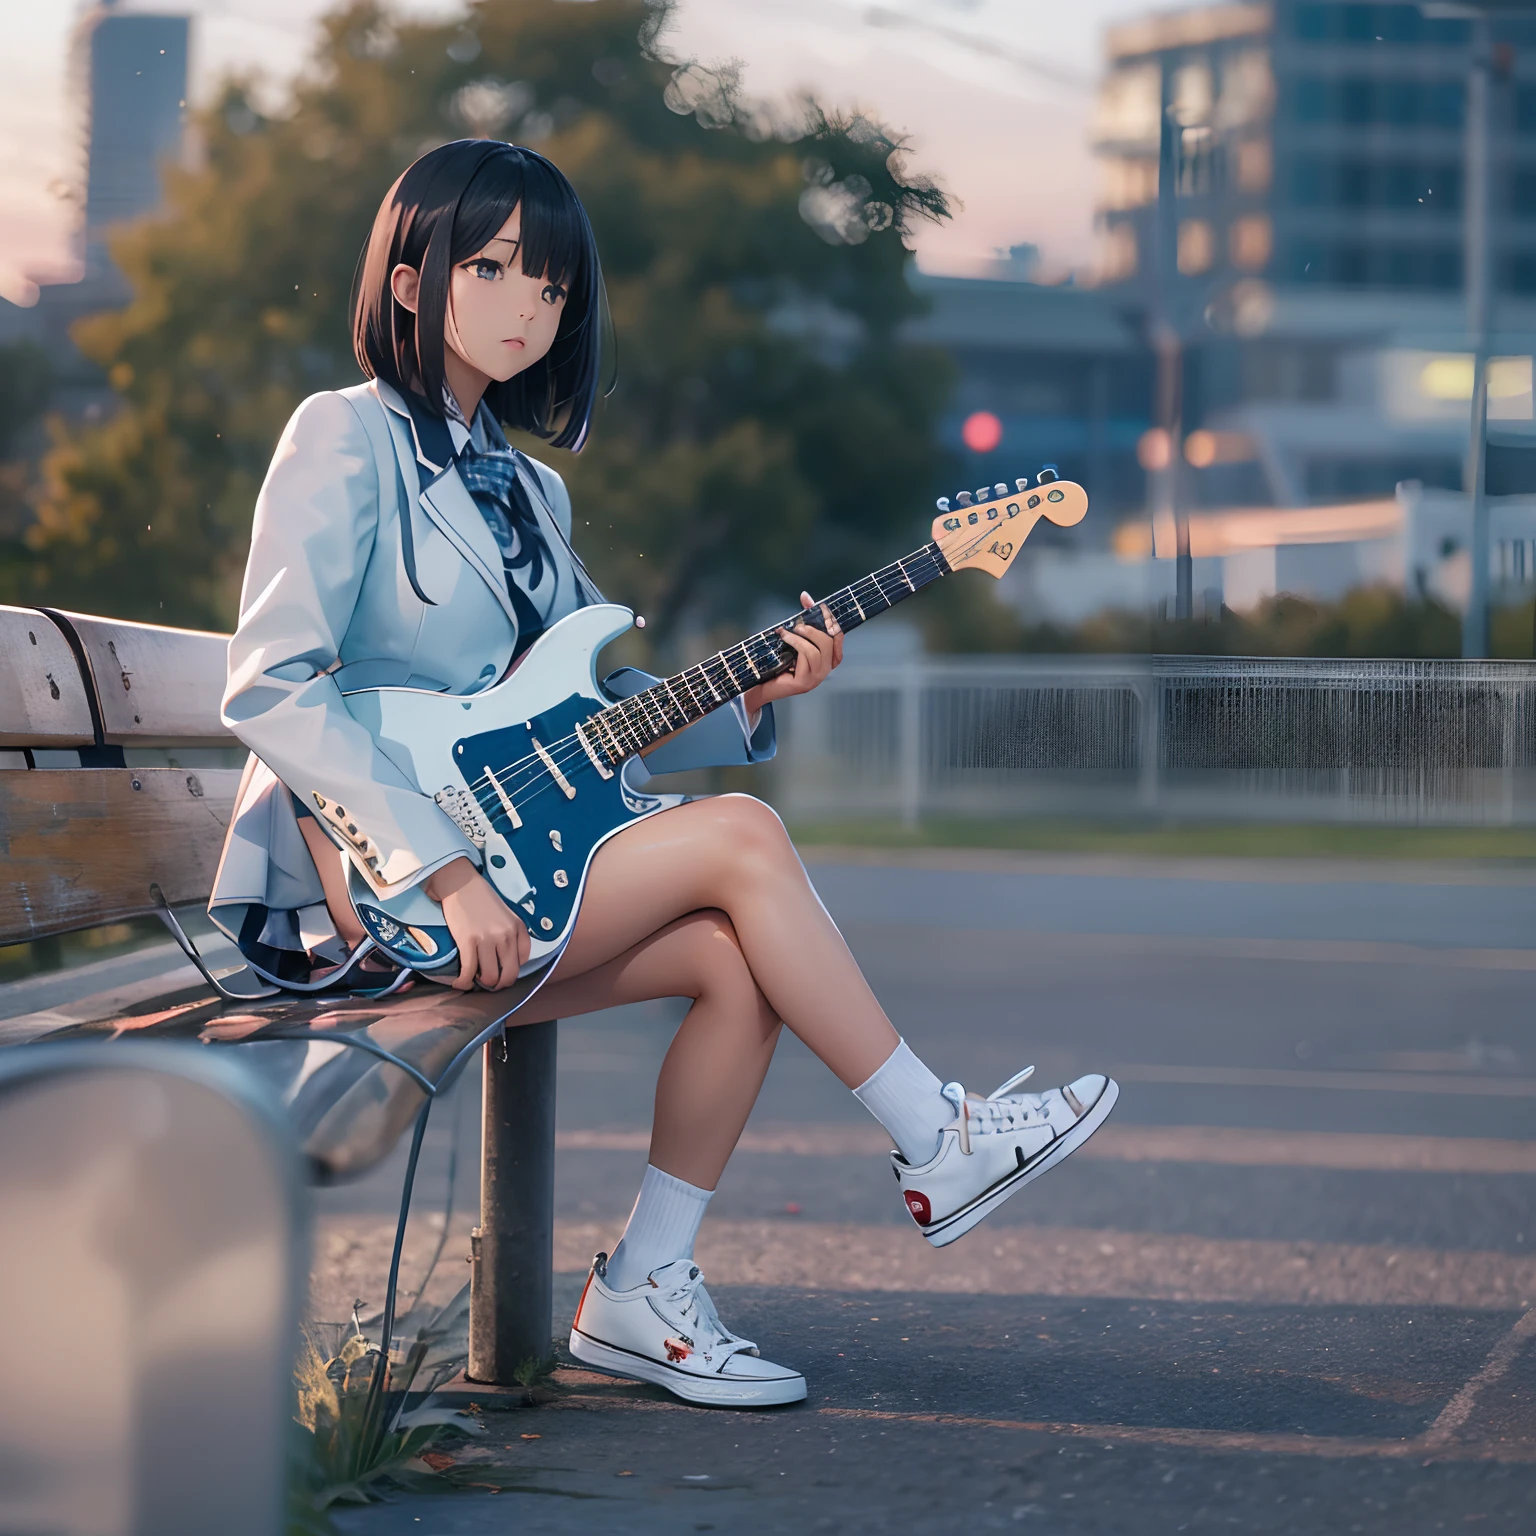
top-left (582, 542), bottom-right (952, 763)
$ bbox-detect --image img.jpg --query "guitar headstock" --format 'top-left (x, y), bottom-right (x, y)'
top-left (930, 467), bottom-right (1088, 579)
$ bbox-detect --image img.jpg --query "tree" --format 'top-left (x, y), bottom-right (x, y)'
top-left (15, 0), bottom-right (953, 638)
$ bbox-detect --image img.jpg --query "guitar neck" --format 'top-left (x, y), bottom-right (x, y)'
top-left (585, 542), bottom-right (952, 762)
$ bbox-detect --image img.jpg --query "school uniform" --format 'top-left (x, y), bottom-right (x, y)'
top-left (208, 377), bottom-right (774, 981)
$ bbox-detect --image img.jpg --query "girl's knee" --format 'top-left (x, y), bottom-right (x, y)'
top-left (709, 795), bottom-right (793, 871)
top-left (674, 910), bottom-right (767, 1007)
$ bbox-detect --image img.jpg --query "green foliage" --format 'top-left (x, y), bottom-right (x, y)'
top-left (289, 1295), bottom-right (477, 1526)
top-left (19, 0), bottom-right (952, 632)
top-left (921, 583), bottom-right (1473, 659)
top-left (0, 339), bottom-right (52, 461)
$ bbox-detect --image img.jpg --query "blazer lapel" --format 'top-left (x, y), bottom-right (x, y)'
top-left (374, 382), bottom-right (518, 626)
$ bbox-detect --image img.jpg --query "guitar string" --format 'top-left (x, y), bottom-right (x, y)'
top-left (479, 546), bottom-right (949, 805)
top-left (458, 548), bottom-right (949, 808)
top-left (462, 569), bottom-right (933, 814)
top-left (458, 549), bottom-right (943, 796)
top-left (458, 554), bottom-right (948, 832)
top-left (472, 552), bottom-right (952, 831)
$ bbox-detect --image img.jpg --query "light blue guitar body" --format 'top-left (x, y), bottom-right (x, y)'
top-left (337, 603), bottom-right (671, 976)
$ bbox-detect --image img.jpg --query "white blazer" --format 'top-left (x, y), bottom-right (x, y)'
top-left (208, 378), bottom-right (773, 958)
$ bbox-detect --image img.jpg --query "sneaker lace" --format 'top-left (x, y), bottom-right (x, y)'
top-left (658, 1266), bottom-right (759, 1361)
top-left (941, 1066), bottom-right (1045, 1156)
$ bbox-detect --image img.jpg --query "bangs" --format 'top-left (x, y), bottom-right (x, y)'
top-left (453, 151), bottom-right (585, 292)
top-left (352, 139), bottom-right (610, 451)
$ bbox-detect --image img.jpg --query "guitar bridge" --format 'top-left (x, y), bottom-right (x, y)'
top-left (434, 785), bottom-right (488, 849)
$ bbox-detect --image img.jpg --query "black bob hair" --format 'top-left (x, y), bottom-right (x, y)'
top-left (352, 139), bottom-right (608, 450)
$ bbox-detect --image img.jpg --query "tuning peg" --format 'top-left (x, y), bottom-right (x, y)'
top-left (1036, 464), bottom-right (1059, 485)
top-left (993, 482), bottom-right (1008, 497)
top-left (975, 486), bottom-right (991, 502)
top-left (1015, 477), bottom-right (1030, 493)
top-left (955, 490), bottom-right (974, 507)
top-left (935, 496), bottom-right (950, 512)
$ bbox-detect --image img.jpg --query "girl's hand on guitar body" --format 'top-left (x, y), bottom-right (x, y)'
top-left (424, 856), bottom-right (530, 990)
top-left (742, 593), bottom-right (844, 717)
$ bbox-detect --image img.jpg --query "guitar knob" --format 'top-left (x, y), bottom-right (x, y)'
top-left (1015, 477), bottom-right (1030, 493)
top-left (993, 482), bottom-right (1008, 496)
top-left (1037, 465), bottom-right (1059, 484)
top-left (936, 496), bottom-right (951, 512)
top-left (955, 490), bottom-right (974, 507)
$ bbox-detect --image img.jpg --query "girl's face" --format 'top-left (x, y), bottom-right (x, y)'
top-left (391, 203), bottom-right (568, 390)
top-left (447, 205), bottom-right (567, 382)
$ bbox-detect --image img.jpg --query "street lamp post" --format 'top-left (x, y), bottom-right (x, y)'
top-left (1424, 3), bottom-right (1527, 656)
top-left (1155, 60), bottom-right (1193, 620)
top-left (1463, 11), bottom-right (1496, 657)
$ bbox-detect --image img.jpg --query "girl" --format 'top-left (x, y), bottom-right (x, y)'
top-left (209, 139), bottom-right (1116, 1408)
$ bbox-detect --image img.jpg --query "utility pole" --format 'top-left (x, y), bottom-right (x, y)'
top-left (1463, 11), bottom-right (1495, 657)
top-left (1154, 58), bottom-right (1192, 620)
top-left (1424, 2), bottom-right (1529, 654)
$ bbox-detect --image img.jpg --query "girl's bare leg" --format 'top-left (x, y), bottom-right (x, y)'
top-left (522, 908), bottom-right (782, 1189)
top-left (540, 795), bottom-right (899, 1089)
top-left (299, 818), bottom-right (367, 948)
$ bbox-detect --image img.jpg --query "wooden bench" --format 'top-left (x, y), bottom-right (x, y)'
top-left (0, 603), bottom-right (556, 1380)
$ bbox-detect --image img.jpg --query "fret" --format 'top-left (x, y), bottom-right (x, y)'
top-left (578, 541), bottom-right (957, 766)
top-left (661, 679), bottom-right (689, 727)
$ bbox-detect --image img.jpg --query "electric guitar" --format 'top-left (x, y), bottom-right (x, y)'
top-left (328, 470), bottom-right (1087, 975)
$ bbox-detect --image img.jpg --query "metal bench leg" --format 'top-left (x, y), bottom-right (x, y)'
top-left (468, 1019), bottom-right (557, 1383)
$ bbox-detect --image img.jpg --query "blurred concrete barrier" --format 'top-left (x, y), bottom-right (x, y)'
top-left (0, 1043), bottom-right (303, 1536)
top-left (777, 655), bottom-right (1536, 825)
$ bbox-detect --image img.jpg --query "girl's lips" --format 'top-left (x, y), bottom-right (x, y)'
top-left (503, 337), bottom-right (526, 348)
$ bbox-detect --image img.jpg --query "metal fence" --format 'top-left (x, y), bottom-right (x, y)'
top-left (773, 655), bottom-right (1536, 825)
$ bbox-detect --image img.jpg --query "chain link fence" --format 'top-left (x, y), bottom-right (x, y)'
top-left (773, 656), bottom-right (1536, 825)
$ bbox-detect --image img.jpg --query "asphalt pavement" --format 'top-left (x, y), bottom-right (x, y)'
top-left (328, 848), bottom-right (1536, 1535)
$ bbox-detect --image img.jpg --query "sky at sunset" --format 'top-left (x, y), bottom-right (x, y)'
top-left (0, 0), bottom-right (1147, 303)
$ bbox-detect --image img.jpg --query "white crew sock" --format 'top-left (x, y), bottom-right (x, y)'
top-left (854, 1039), bottom-right (952, 1167)
top-left (604, 1164), bottom-right (714, 1290)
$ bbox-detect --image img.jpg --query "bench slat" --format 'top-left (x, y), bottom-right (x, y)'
top-left (55, 611), bottom-right (232, 746)
top-left (0, 608), bottom-right (95, 748)
top-left (0, 766), bottom-right (240, 945)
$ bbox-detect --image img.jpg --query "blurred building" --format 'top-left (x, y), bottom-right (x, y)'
top-left (900, 270), bottom-right (1154, 529)
top-left (78, 1), bottom-right (191, 300)
top-left (0, 2), bottom-right (190, 417)
top-left (984, 0), bottom-right (1536, 623)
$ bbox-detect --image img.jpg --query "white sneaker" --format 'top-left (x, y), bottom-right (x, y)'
top-left (569, 1254), bottom-right (807, 1408)
top-left (894, 1068), bottom-right (1118, 1248)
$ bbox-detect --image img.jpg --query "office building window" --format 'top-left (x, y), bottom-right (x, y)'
top-left (1510, 168), bottom-right (1536, 217)
top-left (1288, 240), bottom-right (1461, 289)
top-left (1288, 75), bottom-right (1464, 129)
top-left (1178, 219), bottom-right (1216, 274)
top-left (1235, 138), bottom-right (1273, 193)
top-left (1292, 4), bottom-right (1469, 46)
top-left (1230, 215), bottom-right (1273, 271)
top-left (1285, 156), bottom-right (1459, 211)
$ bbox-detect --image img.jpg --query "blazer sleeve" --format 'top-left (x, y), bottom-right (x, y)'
top-left (600, 666), bottom-right (776, 782)
top-left (222, 391), bottom-right (475, 893)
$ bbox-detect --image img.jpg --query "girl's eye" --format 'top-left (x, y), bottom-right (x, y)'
top-left (469, 259), bottom-right (502, 281)
top-left (542, 282), bottom-right (567, 304)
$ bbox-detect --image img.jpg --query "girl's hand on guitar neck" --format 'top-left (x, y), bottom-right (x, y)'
top-left (424, 856), bottom-right (530, 990)
top-left (742, 592), bottom-right (844, 719)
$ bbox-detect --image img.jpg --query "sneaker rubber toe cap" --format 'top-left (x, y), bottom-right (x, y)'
top-left (1066, 1074), bottom-right (1109, 1116)
top-left (718, 1352), bottom-right (804, 1382)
